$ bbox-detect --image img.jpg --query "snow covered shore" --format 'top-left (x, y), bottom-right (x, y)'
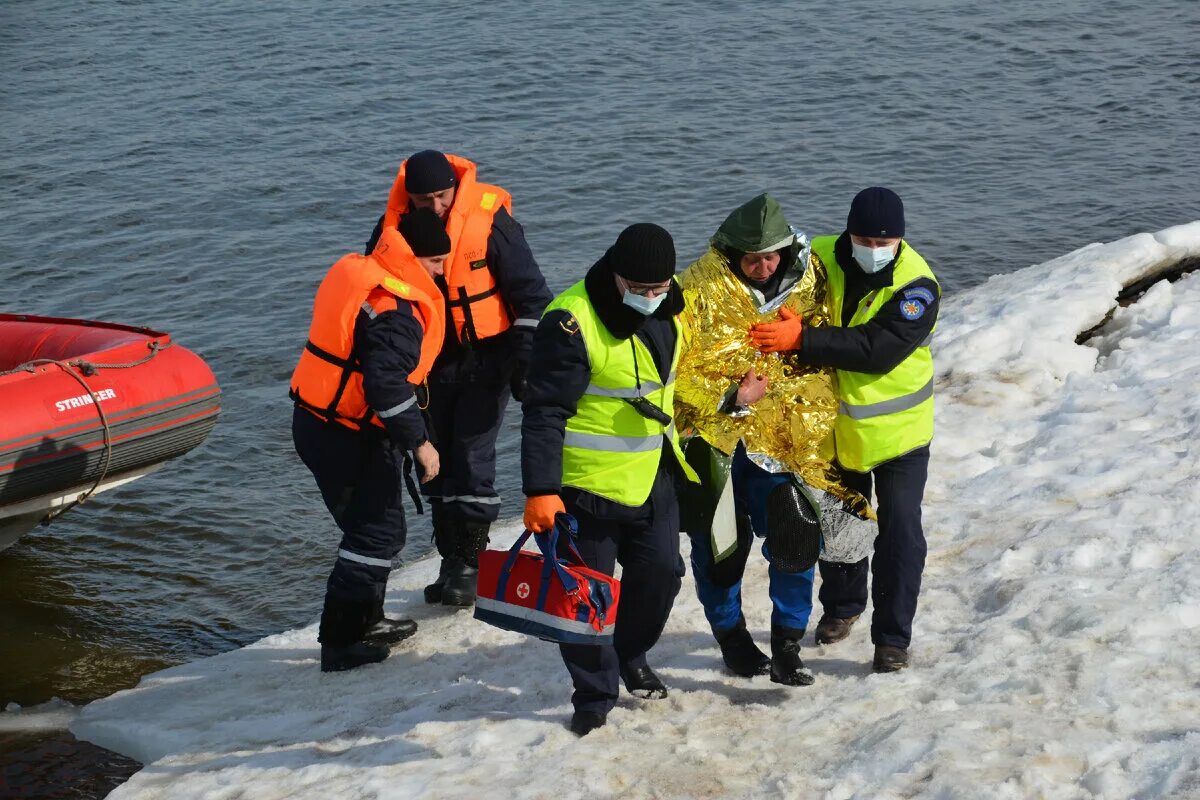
top-left (73, 223), bottom-right (1200, 799)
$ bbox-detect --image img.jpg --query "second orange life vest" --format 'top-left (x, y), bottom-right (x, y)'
top-left (382, 153), bottom-right (513, 345)
top-left (291, 226), bottom-right (445, 431)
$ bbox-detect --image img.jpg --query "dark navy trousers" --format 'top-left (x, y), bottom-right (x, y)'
top-left (558, 467), bottom-right (684, 715)
top-left (817, 445), bottom-right (929, 649)
top-left (422, 338), bottom-right (513, 525)
top-left (293, 407), bottom-right (407, 616)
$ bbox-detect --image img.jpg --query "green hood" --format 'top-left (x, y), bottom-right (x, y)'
top-left (711, 193), bottom-right (795, 254)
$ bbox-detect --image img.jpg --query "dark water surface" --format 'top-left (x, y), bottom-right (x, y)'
top-left (1, 0), bottom-right (1197, 794)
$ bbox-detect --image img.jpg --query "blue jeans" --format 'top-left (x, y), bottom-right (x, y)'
top-left (689, 444), bottom-right (814, 637)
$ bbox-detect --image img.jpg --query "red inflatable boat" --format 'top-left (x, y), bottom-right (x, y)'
top-left (0, 314), bottom-right (221, 549)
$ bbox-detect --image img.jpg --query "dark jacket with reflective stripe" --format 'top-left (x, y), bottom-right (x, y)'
top-left (366, 207), bottom-right (551, 371)
top-left (797, 233), bottom-right (939, 374)
top-left (356, 301), bottom-right (428, 449)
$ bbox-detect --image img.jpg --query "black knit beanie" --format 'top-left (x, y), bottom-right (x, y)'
top-left (397, 207), bottom-right (451, 256)
top-left (607, 223), bottom-right (676, 283)
top-left (404, 150), bottom-right (457, 195)
top-left (847, 187), bottom-right (905, 238)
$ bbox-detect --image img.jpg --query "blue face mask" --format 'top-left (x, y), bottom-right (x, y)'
top-left (851, 242), bottom-right (896, 273)
top-left (621, 289), bottom-right (667, 316)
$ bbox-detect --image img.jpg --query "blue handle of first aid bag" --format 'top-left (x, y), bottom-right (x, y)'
top-left (500, 514), bottom-right (587, 600)
top-left (496, 529), bottom-right (572, 603)
top-left (535, 519), bottom-right (579, 606)
top-left (544, 513), bottom-right (589, 567)
top-left (505, 514), bottom-right (587, 567)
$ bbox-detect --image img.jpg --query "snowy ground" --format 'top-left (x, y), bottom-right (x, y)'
top-left (69, 223), bottom-right (1200, 799)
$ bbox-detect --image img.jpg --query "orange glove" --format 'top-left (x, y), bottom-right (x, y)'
top-left (524, 494), bottom-right (566, 533)
top-left (749, 306), bottom-right (804, 353)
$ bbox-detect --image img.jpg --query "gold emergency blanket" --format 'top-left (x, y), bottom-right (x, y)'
top-left (675, 248), bottom-right (873, 520)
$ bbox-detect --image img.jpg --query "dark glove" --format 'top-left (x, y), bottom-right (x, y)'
top-left (510, 359), bottom-right (529, 402)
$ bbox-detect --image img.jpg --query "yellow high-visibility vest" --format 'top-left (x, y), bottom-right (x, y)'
top-left (547, 281), bottom-right (698, 505)
top-left (810, 236), bottom-right (939, 472)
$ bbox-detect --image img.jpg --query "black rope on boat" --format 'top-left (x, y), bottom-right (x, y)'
top-left (1, 340), bottom-right (172, 526)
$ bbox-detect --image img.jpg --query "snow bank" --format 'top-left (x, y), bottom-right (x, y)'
top-left (73, 223), bottom-right (1200, 799)
top-left (0, 698), bottom-right (79, 733)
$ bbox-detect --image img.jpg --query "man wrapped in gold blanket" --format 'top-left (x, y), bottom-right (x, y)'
top-left (674, 193), bottom-right (873, 685)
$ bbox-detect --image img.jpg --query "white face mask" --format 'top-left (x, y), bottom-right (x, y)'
top-left (851, 242), bottom-right (896, 273)
top-left (621, 290), bottom-right (666, 316)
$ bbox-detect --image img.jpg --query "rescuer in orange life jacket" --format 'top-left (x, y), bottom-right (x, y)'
top-left (365, 150), bottom-right (552, 608)
top-left (291, 208), bottom-right (449, 673)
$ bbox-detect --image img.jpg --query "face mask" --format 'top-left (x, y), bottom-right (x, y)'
top-left (621, 290), bottom-right (667, 316)
top-left (851, 242), bottom-right (896, 274)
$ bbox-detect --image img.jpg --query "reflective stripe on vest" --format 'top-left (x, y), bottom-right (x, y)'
top-left (547, 282), bottom-right (698, 506)
top-left (810, 235), bottom-right (939, 472)
top-left (583, 371), bottom-right (675, 398)
top-left (290, 226), bottom-right (444, 432)
top-left (564, 422), bottom-right (679, 453)
top-left (381, 153), bottom-right (514, 344)
top-left (839, 376), bottom-right (934, 420)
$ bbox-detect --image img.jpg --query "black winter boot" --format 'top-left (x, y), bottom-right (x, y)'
top-left (423, 558), bottom-right (454, 604)
top-left (441, 522), bottom-right (490, 607)
top-left (363, 617), bottom-right (417, 645)
top-left (872, 645), bottom-right (910, 673)
top-left (621, 664), bottom-right (668, 699)
top-left (770, 627), bottom-right (815, 687)
top-left (319, 597), bottom-right (389, 673)
top-left (569, 710), bottom-right (607, 737)
top-left (715, 617), bottom-right (770, 678)
top-left (814, 613), bottom-right (860, 646)
top-left (440, 560), bottom-right (479, 608)
top-left (321, 641), bottom-right (390, 672)
top-left (423, 507), bottom-right (456, 604)
top-left (363, 595), bottom-right (417, 645)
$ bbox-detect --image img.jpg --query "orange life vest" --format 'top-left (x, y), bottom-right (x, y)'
top-left (382, 153), bottom-right (514, 345)
top-left (290, 226), bottom-right (445, 431)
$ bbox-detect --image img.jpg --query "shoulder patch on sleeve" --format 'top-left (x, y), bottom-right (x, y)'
top-left (903, 286), bottom-right (937, 305)
top-left (558, 312), bottom-right (580, 336)
top-left (899, 298), bottom-right (926, 321)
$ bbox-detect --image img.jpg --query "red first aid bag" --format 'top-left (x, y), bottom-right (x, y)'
top-left (474, 513), bottom-right (620, 645)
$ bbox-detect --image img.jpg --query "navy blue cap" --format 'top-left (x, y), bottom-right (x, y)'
top-left (398, 207), bottom-right (451, 256)
top-left (608, 223), bottom-right (676, 282)
top-left (404, 150), bottom-right (456, 195)
top-left (847, 187), bottom-right (905, 238)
